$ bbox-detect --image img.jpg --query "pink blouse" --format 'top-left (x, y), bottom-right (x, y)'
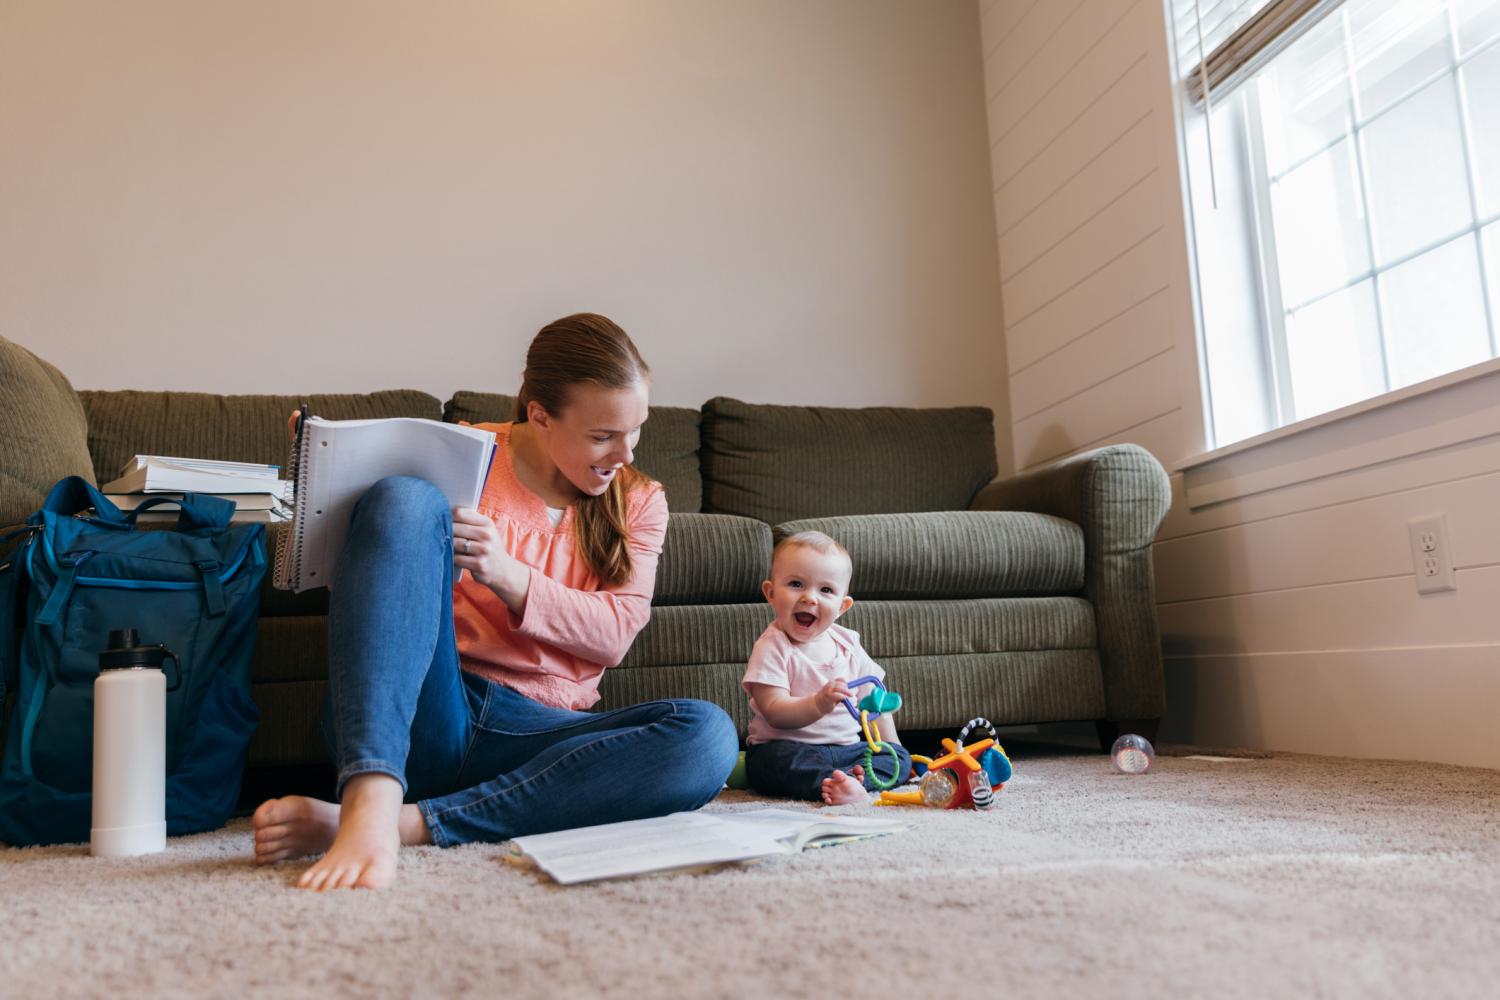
top-left (451, 422), bottom-right (668, 710)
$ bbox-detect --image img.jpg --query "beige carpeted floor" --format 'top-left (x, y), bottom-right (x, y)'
top-left (5, 746), bottom-right (1498, 999)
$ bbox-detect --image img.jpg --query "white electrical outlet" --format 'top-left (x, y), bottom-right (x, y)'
top-left (1408, 514), bottom-right (1456, 594)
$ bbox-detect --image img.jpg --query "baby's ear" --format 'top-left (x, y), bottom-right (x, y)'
top-left (761, 579), bottom-right (773, 602)
top-left (837, 595), bottom-right (854, 617)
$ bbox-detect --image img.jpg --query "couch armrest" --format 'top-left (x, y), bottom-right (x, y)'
top-left (970, 444), bottom-right (1170, 722)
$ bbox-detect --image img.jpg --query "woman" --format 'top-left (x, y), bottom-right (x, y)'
top-left (252, 314), bottom-right (738, 890)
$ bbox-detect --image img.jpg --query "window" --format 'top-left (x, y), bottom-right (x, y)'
top-left (1172, 0), bottom-right (1500, 450)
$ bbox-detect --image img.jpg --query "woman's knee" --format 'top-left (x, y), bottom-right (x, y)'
top-left (358, 475), bottom-right (449, 521)
top-left (680, 700), bottom-right (738, 757)
top-left (663, 699), bottom-right (738, 792)
top-left (350, 476), bottom-right (451, 545)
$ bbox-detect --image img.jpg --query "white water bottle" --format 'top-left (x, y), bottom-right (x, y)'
top-left (91, 629), bottom-right (178, 858)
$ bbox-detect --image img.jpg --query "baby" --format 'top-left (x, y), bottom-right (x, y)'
top-left (741, 531), bottom-right (911, 804)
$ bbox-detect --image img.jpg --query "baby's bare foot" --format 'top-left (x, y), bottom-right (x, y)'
top-left (821, 768), bottom-right (869, 805)
top-left (253, 796), bottom-right (340, 864)
top-left (296, 774), bottom-right (402, 891)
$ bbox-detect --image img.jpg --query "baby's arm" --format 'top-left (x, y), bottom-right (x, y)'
top-left (874, 713), bottom-right (900, 746)
top-left (746, 679), bottom-right (853, 732)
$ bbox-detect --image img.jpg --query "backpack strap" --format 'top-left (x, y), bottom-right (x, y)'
top-left (40, 476), bottom-right (126, 524)
top-left (0, 525), bottom-right (39, 706)
top-left (126, 493), bottom-right (236, 532)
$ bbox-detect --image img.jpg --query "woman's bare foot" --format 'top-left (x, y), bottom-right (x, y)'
top-left (297, 774), bottom-right (403, 891)
top-left (821, 765), bottom-right (868, 805)
top-left (253, 796), bottom-right (340, 864)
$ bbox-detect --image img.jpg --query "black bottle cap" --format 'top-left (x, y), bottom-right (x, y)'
top-left (100, 628), bottom-right (165, 670)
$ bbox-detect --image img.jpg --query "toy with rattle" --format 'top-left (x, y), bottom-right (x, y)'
top-left (879, 717), bottom-right (1012, 809)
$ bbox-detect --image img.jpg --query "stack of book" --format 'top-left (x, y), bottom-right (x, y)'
top-left (100, 456), bottom-right (291, 524)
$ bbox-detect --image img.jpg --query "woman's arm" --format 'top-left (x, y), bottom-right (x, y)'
top-left (508, 484), bottom-right (669, 666)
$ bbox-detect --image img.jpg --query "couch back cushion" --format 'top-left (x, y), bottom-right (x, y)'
top-left (0, 337), bottom-right (96, 524)
top-left (444, 391), bottom-right (703, 512)
top-left (653, 513), bottom-right (771, 605)
top-left (700, 397), bottom-right (998, 524)
top-left (775, 511), bottom-right (1085, 599)
top-left (78, 390), bottom-right (442, 484)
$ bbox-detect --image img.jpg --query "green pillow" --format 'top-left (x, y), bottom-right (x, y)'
top-left (0, 337), bottom-right (95, 526)
top-left (700, 397), bottom-right (998, 524)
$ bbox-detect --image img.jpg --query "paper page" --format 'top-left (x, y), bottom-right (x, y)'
top-left (507, 809), bottom-right (908, 885)
top-left (296, 417), bottom-right (496, 590)
top-left (508, 813), bottom-right (791, 885)
top-left (719, 809), bottom-right (907, 850)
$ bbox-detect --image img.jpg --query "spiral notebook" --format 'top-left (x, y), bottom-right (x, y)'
top-left (272, 412), bottom-right (497, 593)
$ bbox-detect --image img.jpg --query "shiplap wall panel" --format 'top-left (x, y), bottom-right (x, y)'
top-left (990, 0), bottom-right (1129, 138)
top-left (994, 59), bottom-right (1154, 229)
top-left (1155, 471), bottom-right (1500, 603)
top-left (1005, 228), bottom-right (1170, 371)
top-left (1001, 172), bottom-right (1163, 316)
top-left (1158, 565), bottom-right (1500, 654)
top-left (1084, 407), bottom-right (1184, 461)
top-left (1000, 112), bottom-right (1158, 263)
top-left (990, 1), bottom-right (1146, 185)
top-left (1013, 347), bottom-right (1179, 463)
top-left (1010, 288), bottom-right (1173, 418)
top-left (987, 0), bottom-right (1085, 107)
top-left (1160, 435), bottom-right (1500, 541)
top-left (1161, 645), bottom-right (1500, 768)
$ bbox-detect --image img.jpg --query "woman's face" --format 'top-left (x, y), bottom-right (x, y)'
top-left (530, 380), bottom-right (650, 497)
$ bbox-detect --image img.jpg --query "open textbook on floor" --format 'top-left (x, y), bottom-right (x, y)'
top-left (505, 809), bottom-right (908, 884)
top-left (273, 414), bottom-right (497, 592)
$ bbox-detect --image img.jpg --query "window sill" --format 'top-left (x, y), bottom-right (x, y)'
top-left (1175, 357), bottom-right (1500, 510)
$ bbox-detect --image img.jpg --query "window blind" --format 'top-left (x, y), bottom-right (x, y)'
top-left (1172, 0), bottom-right (1346, 105)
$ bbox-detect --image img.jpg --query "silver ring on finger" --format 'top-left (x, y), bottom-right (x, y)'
top-left (461, 538), bottom-right (470, 555)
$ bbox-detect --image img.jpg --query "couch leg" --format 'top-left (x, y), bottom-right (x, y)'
top-left (1094, 719), bottom-right (1160, 753)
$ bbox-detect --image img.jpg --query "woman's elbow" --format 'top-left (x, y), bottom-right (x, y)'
top-left (603, 607), bottom-right (652, 665)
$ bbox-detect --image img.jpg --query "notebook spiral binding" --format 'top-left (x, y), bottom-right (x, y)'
top-left (272, 405), bottom-right (315, 591)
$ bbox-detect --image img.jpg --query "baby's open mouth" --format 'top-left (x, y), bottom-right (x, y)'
top-left (794, 613), bottom-right (816, 627)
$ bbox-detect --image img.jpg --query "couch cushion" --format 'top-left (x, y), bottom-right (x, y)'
top-left (618, 597), bottom-right (1095, 669)
top-left (78, 390), bottom-right (443, 485)
top-left (444, 391), bottom-right (703, 512)
top-left (700, 397), bottom-right (998, 523)
top-left (0, 336), bottom-right (96, 525)
top-left (775, 511), bottom-right (1084, 599)
top-left (654, 513), bottom-right (770, 605)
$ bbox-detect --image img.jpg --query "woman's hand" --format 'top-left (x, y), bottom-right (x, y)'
top-left (452, 507), bottom-right (531, 612)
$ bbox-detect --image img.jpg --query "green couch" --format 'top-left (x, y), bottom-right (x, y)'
top-left (1, 335), bottom-right (1171, 768)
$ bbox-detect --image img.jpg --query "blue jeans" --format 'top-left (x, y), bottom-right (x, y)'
top-left (745, 739), bottom-right (912, 801)
top-left (319, 476), bottom-right (739, 847)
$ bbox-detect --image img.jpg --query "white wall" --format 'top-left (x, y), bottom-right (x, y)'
top-left (981, 0), bottom-right (1500, 769)
top-left (0, 0), bottom-right (1010, 471)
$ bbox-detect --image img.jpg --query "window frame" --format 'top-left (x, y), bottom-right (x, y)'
top-left (1179, 0), bottom-right (1500, 450)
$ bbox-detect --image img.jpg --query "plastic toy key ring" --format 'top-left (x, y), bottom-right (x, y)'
top-left (841, 676), bottom-right (904, 790)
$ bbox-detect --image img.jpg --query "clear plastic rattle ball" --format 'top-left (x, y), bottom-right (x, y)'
top-left (920, 768), bottom-right (960, 808)
top-left (1111, 734), bottom-right (1155, 774)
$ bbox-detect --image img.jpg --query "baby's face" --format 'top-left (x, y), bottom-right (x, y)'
top-left (762, 545), bottom-right (853, 645)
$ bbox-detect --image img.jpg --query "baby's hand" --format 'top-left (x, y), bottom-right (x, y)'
top-left (813, 678), bottom-right (853, 716)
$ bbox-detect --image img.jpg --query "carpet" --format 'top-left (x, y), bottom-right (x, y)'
top-left (5, 746), bottom-right (1498, 999)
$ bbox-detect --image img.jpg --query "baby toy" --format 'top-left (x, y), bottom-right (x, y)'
top-left (1110, 733), bottom-right (1155, 774)
top-left (879, 717), bottom-right (1013, 810)
top-left (841, 675), bottom-right (904, 790)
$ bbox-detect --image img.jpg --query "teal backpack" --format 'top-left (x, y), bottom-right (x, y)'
top-left (0, 477), bottom-right (266, 846)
